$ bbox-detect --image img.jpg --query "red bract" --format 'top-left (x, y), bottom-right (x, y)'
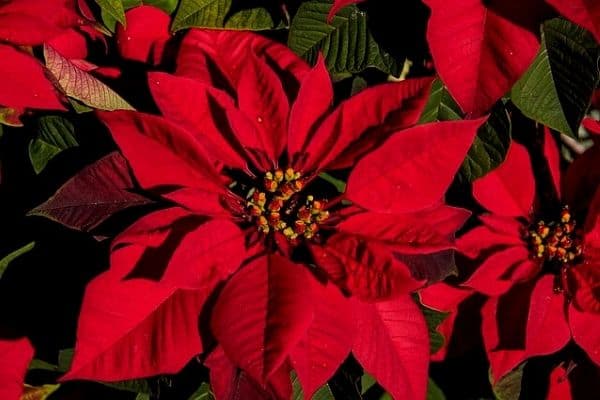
top-left (0, 338), bottom-right (34, 400)
top-left (455, 133), bottom-right (600, 381)
top-left (116, 6), bottom-right (171, 65)
top-left (63, 30), bottom-right (483, 399)
top-left (422, 0), bottom-right (548, 116)
top-left (0, 0), bottom-right (88, 111)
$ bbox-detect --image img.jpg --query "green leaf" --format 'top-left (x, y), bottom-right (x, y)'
top-left (95, 0), bottom-right (126, 31)
top-left (427, 379), bottom-right (446, 400)
top-left (123, 0), bottom-right (179, 13)
top-left (457, 102), bottom-right (511, 183)
top-left (418, 79), bottom-right (462, 124)
top-left (492, 363), bottom-right (525, 400)
top-left (319, 172), bottom-right (346, 192)
top-left (29, 116), bottom-right (78, 174)
top-left (420, 304), bottom-right (449, 354)
top-left (145, 0), bottom-right (179, 13)
top-left (187, 382), bottom-right (215, 400)
top-left (172, 0), bottom-right (275, 32)
top-left (291, 371), bottom-right (335, 400)
top-left (288, 1), bottom-right (399, 77)
top-left (360, 373), bottom-right (376, 395)
top-left (0, 241), bottom-right (34, 280)
top-left (44, 44), bottom-right (135, 111)
top-left (58, 348), bottom-right (74, 371)
top-left (511, 18), bottom-right (599, 137)
top-left (350, 76), bottom-right (368, 95)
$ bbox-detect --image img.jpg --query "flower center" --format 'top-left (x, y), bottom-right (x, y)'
top-left (525, 206), bottom-right (583, 269)
top-left (244, 168), bottom-right (330, 243)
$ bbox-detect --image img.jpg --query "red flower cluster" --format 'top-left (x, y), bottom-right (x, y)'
top-left (422, 130), bottom-right (600, 397)
top-left (59, 28), bottom-right (483, 399)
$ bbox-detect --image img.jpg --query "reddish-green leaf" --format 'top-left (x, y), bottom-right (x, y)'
top-left (44, 44), bottom-right (134, 111)
top-left (28, 152), bottom-right (152, 232)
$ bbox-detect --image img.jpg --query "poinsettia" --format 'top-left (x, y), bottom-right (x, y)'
top-left (50, 29), bottom-right (487, 399)
top-left (444, 130), bottom-right (600, 382)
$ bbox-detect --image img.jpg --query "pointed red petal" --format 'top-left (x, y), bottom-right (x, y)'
top-left (161, 219), bottom-right (245, 289)
top-left (302, 78), bottom-right (433, 172)
top-left (312, 234), bottom-right (423, 301)
top-left (290, 283), bottom-right (354, 398)
top-left (0, 338), bottom-right (34, 400)
top-left (205, 346), bottom-right (292, 400)
top-left (116, 6), bottom-right (170, 65)
top-left (211, 255), bottom-right (315, 383)
top-left (546, 0), bottom-right (600, 43)
top-left (98, 111), bottom-right (223, 192)
top-left (569, 304), bottom-right (600, 365)
top-left (0, 45), bottom-right (64, 110)
top-left (473, 141), bottom-right (535, 217)
top-left (336, 206), bottom-right (470, 255)
top-left (458, 219), bottom-right (525, 259)
top-left (422, 0), bottom-right (541, 115)
top-left (347, 118), bottom-right (485, 213)
top-left (483, 276), bottom-right (571, 382)
top-left (419, 283), bottom-right (473, 361)
top-left (464, 246), bottom-right (530, 296)
top-left (237, 52), bottom-right (290, 164)
top-left (568, 257), bottom-right (600, 313)
top-left (525, 277), bottom-right (571, 359)
top-left (288, 55), bottom-right (333, 165)
top-left (112, 207), bottom-right (197, 252)
top-left (148, 72), bottom-right (251, 169)
top-left (176, 30), bottom-right (308, 90)
top-left (62, 265), bottom-right (207, 381)
top-left (353, 296), bottom-right (429, 400)
top-left (547, 364), bottom-right (572, 400)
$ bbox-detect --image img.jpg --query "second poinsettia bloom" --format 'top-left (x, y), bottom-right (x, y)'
top-left (457, 132), bottom-right (600, 381)
top-left (63, 30), bottom-right (485, 399)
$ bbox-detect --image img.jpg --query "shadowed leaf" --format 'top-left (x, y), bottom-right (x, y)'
top-left (288, 1), bottom-right (399, 77)
top-left (28, 152), bottom-right (152, 232)
top-left (512, 18), bottom-right (599, 137)
top-left (28, 116), bottom-right (78, 174)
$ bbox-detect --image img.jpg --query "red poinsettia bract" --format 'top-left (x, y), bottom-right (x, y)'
top-left (452, 133), bottom-right (600, 382)
top-left (0, 0), bottom-right (93, 113)
top-left (0, 338), bottom-right (34, 400)
top-left (62, 30), bottom-right (485, 399)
